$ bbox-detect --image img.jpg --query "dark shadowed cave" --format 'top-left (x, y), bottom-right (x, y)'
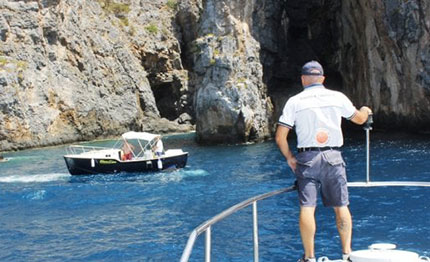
top-left (251, 0), bottom-right (344, 118)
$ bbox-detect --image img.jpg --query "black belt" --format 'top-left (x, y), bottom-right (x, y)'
top-left (297, 147), bottom-right (340, 153)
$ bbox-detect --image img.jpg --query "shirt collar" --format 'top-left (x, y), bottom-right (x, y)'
top-left (304, 83), bottom-right (325, 89)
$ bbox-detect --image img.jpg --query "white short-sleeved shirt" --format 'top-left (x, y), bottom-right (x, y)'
top-left (155, 139), bottom-right (164, 154)
top-left (278, 84), bottom-right (357, 148)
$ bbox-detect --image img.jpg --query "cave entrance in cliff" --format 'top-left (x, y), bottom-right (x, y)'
top-left (262, 0), bottom-right (343, 115)
top-left (140, 50), bottom-right (186, 122)
top-left (151, 81), bottom-right (182, 121)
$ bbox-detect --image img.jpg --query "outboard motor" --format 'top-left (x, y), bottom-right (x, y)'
top-left (318, 243), bottom-right (429, 262)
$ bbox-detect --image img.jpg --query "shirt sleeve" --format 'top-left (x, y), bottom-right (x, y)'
top-left (339, 93), bottom-right (357, 119)
top-left (278, 98), bottom-right (295, 128)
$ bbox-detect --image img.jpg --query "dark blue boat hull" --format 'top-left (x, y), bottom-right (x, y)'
top-left (64, 153), bottom-right (188, 175)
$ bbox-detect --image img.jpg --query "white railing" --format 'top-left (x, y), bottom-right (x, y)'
top-left (65, 145), bottom-right (113, 155)
top-left (180, 179), bottom-right (430, 262)
top-left (180, 184), bottom-right (297, 262)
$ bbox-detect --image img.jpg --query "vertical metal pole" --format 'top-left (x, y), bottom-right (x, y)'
top-left (205, 226), bottom-right (211, 262)
top-left (366, 129), bottom-right (370, 184)
top-left (364, 114), bottom-right (373, 184)
top-left (252, 201), bottom-right (259, 262)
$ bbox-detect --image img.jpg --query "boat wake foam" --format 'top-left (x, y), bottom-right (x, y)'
top-left (154, 169), bottom-right (210, 183)
top-left (180, 169), bottom-right (210, 177)
top-left (0, 173), bottom-right (71, 183)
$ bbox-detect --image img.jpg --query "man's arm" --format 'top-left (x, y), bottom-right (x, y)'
top-left (350, 106), bottom-right (372, 125)
top-left (275, 125), bottom-right (297, 172)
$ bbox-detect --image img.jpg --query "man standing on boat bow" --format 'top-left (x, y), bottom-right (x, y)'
top-left (275, 61), bottom-right (372, 262)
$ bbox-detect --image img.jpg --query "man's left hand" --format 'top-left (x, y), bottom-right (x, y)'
top-left (287, 156), bottom-right (297, 173)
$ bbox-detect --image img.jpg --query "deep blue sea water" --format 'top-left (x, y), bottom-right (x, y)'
top-left (0, 132), bottom-right (429, 262)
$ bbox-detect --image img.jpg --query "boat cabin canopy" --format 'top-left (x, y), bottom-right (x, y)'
top-left (118, 132), bottom-right (162, 160)
top-left (64, 132), bottom-right (166, 161)
top-left (121, 131), bottom-right (160, 141)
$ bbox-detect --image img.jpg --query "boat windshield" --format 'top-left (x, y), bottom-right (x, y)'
top-left (115, 132), bottom-right (161, 159)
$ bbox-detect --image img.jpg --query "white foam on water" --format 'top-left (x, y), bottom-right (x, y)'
top-left (183, 169), bottom-right (210, 177)
top-left (24, 190), bottom-right (47, 200)
top-left (0, 169), bottom-right (209, 184)
top-left (153, 169), bottom-right (210, 183)
top-left (2, 156), bottom-right (37, 162)
top-left (0, 173), bottom-right (71, 183)
top-left (174, 168), bottom-right (210, 180)
top-left (157, 172), bottom-right (183, 183)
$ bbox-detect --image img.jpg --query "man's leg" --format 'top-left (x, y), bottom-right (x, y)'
top-left (299, 206), bottom-right (316, 258)
top-left (333, 206), bottom-right (352, 255)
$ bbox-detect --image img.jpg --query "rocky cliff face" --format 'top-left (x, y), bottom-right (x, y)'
top-left (337, 0), bottom-right (430, 130)
top-left (0, 0), bottom-right (192, 150)
top-left (246, 0), bottom-right (430, 133)
top-left (265, 0), bottom-right (430, 132)
top-left (177, 0), bottom-right (274, 143)
top-left (1, 0), bottom-right (429, 150)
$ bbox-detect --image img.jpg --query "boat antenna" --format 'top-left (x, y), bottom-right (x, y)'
top-left (364, 113), bottom-right (373, 184)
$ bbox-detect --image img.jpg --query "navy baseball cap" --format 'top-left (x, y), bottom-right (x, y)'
top-left (301, 61), bottom-right (324, 76)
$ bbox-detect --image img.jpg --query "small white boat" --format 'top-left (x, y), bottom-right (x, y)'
top-left (64, 132), bottom-right (188, 175)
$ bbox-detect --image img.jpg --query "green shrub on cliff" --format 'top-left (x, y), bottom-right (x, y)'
top-left (166, 0), bottom-right (178, 10)
top-left (119, 17), bottom-right (129, 27)
top-left (0, 57), bottom-right (27, 71)
top-left (145, 24), bottom-right (158, 34)
top-left (213, 49), bottom-right (220, 57)
top-left (236, 78), bottom-right (248, 89)
top-left (16, 60), bottom-right (28, 70)
top-left (97, 0), bottom-right (130, 17)
top-left (0, 57), bottom-right (7, 67)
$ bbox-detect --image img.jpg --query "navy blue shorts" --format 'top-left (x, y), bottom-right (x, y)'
top-left (294, 150), bottom-right (349, 207)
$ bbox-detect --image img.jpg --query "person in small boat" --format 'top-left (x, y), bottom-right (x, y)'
top-left (152, 136), bottom-right (164, 157)
top-left (121, 140), bottom-right (135, 161)
top-left (276, 61), bottom-right (372, 262)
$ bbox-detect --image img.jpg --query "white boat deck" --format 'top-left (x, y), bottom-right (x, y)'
top-left (348, 181), bottom-right (430, 187)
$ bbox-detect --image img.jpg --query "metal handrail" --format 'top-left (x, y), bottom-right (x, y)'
top-left (66, 145), bottom-right (114, 155)
top-left (180, 179), bottom-right (430, 262)
top-left (180, 184), bottom-right (297, 262)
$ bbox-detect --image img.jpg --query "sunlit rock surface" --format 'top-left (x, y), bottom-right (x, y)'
top-left (178, 0), bottom-right (273, 143)
top-left (0, 0), bottom-right (192, 150)
top-left (1, 0), bottom-right (429, 150)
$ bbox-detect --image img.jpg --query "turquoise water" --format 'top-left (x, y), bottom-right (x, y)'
top-left (0, 133), bottom-right (429, 261)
